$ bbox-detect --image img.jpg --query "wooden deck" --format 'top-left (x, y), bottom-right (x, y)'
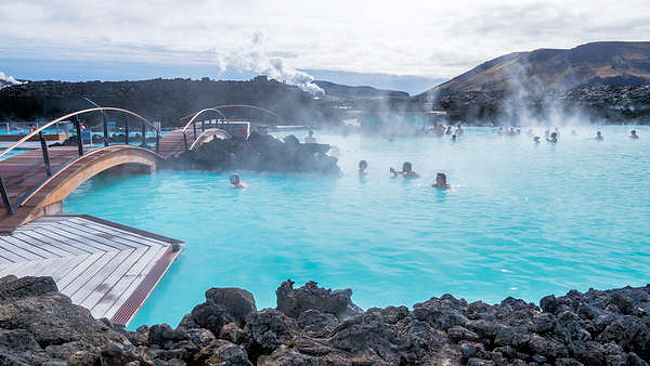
top-left (0, 215), bottom-right (183, 326)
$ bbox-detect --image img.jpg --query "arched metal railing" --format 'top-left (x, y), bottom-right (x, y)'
top-left (179, 108), bottom-right (230, 151)
top-left (179, 104), bottom-right (282, 122)
top-left (178, 105), bottom-right (282, 151)
top-left (0, 107), bottom-right (160, 214)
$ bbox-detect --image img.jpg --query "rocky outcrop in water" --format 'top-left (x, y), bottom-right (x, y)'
top-left (164, 132), bottom-right (341, 175)
top-left (1, 274), bottom-right (650, 365)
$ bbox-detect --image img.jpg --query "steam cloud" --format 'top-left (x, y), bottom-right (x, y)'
top-left (0, 72), bottom-right (23, 89)
top-left (218, 31), bottom-right (324, 95)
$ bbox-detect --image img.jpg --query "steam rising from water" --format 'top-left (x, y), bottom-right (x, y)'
top-left (217, 31), bottom-right (324, 95)
top-left (0, 71), bottom-right (23, 89)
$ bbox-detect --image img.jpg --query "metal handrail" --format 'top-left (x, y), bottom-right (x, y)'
top-left (180, 108), bottom-right (230, 133)
top-left (0, 107), bottom-right (160, 214)
top-left (0, 107), bottom-right (160, 160)
top-left (188, 128), bottom-right (231, 151)
top-left (178, 104), bottom-right (282, 121)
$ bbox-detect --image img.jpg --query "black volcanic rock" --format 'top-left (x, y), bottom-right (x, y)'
top-left (165, 132), bottom-right (341, 175)
top-left (1, 275), bottom-right (650, 365)
top-left (276, 280), bottom-right (363, 320)
top-left (0, 76), bottom-right (343, 127)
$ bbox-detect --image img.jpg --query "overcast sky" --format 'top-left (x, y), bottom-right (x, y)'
top-left (1, 0), bottom-right (649, 92)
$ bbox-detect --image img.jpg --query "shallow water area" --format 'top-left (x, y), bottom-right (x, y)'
top-left (63, 126), bottom-right (650, 328)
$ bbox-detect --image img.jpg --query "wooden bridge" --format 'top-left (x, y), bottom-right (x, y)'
top-left (0, 104), bottom-right (282, 325)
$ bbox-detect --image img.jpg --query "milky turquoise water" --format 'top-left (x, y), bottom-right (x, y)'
top-left (63, 126), bottom-right (650, 328)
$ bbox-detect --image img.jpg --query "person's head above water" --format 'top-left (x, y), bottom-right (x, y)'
top-left (359, 160), bottom-right (368, 170)
top-left (229, 173), bottom-right (240, 185)
top-left (402, 162), bottom-right (412, 172)
top-left (434, 172), bottom-right (449, 189)
top-left (533, 136), bottom-right (541, 143)
top-left (631, 130), bottom-right (639, 138)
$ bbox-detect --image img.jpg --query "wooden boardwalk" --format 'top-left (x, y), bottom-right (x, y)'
top-left (0, 145), bottom-right (159, 233)
top-left (0, 215), bottom-right (183, 326)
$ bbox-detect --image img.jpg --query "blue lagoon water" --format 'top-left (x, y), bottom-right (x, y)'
top-left (63, 126), bottom-right (650, 328)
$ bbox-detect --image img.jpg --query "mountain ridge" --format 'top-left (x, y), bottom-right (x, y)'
top-left (423, 41), bottom-right (650, 96)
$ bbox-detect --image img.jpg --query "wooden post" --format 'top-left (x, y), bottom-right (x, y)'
top-left (183, 132), bottom-right (188, 151)
top-left (141, 123), bottom-right (146, 147)
top-left (0, 173), bottom-right (14, 215)
top-left (155, 131), bottom-right (160, 154)
top-left (193, 122), bottom-right (197, 141)
top-left (39, 132), bottom-right (53, 176)
top-left (74, 117), bottom-right (84, 156)
top-left (124, 116), bottom-right (130, 145)
top-left (102, 111), bottom-right (109, 147)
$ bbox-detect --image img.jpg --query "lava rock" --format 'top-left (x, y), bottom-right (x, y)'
top-left (244, 309), bottom-right (298, 361)
top-left (166, 132), bottom-right (341, 175)
top-left (276, 280), bottom-right (363, 320)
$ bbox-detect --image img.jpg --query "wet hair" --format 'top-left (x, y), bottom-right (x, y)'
top-left (436, 173), bottom-right (447, 185)
top-left (358, 160), bottom-right (368, 169)
top-left (631, 130), bottom-right (637, 134)
top-left (229, 173), bottom-right (240, 185)
top-left (402, 162), bottom-right (412, 171)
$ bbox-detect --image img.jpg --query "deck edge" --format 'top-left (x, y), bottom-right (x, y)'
top-left (109, 243), bottom-right (183, 326)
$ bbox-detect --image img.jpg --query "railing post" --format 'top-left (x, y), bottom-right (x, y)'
top-left (141, 123), bottom-right (146, 147)
top-left (124, 116), bottom-right (129, 145)
top-left (183, 132), bottom-right (188, 151)
top-left (74, 117), bottom-right (84, 156)
top-left (0, 173), bottom-right (14, 215)
top-left (155, 131), bottom-right (160, 154)
top-left (193, 122), bottom-right (197, 141)
top-left (201, 120), bottom-right (205, 132)
top-left (39, 132), bottom-right (53, 176)
top-left (102, 110), bottom-right (109, 147)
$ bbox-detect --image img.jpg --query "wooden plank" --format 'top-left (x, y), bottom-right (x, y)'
top-left (56, 251), bottom-right (108, 289)
top-left (17, 227), bottom-right (95, 255)
top-left (110, 246), bottom-right (181, 325)
top-left (78, 245), bottom-right (150, 311)
top-left (0, 240), bottom-right (30, 263)
top-left (90, 245), bottom-right (165, 316)
top-left (35, 223), bottom-right (134, 251)
top-left (0, 235), bottom-right (52, 260)
top-left (101, 246), bottom-right (169, 318)
top-left (12, 232), bottom-right (77, 258)
top-left (62, 249), bottom-right (127, 297)
top-left (56, 220), bottom-right (151, 250)
top-left (25, 225), bottom-right (114, 255)
top-left (65, 218), bottom-right (167, 248)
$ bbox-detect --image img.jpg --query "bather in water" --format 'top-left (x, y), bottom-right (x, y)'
top-left (594, 131), bottom-right (604, 141)
top-left (433, 172), bottom-right (451, 189)
top-left (229, 173), bottom-right (248, 189)
top-left (547, 132), bottom-right (558, 143)
top-left (358, 160), bottom-right (368, 176)
top-left (630, 130), bottom-right (639, 139)
top-left (390, 162), bottom-right (420, 179)
top-left (304, 130), bottom-right (317, 143)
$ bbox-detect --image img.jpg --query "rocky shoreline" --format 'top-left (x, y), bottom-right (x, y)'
top-left (163, 133), bottom-right (341, 175)
top-left (0, 275), bottom-right (649, 365)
